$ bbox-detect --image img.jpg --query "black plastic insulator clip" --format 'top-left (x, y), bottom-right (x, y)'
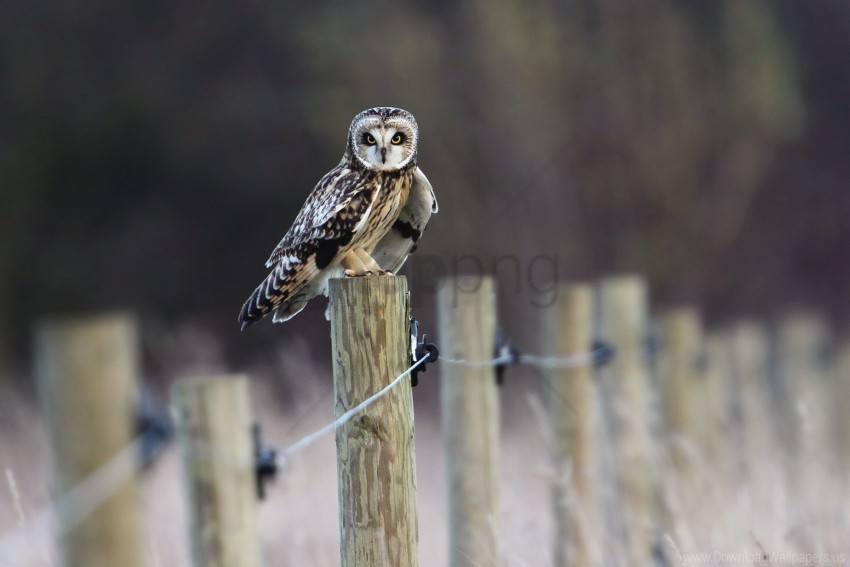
top-left (253, 423), bottom-right (279, 501)
top-left (646, 333), bottom-right (662, 361)
top-left (410, 318), bottom-right (439, 387)
top-left (591, 339), bottom-right (616, 367)
top-left (135, 384), bottom-right (174, 469)
top-left (494, 328), bottom-right (521, 386)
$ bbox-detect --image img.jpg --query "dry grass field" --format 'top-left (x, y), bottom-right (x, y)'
top-left (1, 321), bottom-right (848, 566)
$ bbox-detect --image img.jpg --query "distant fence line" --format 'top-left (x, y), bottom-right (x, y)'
top-left (6, 274), bottom-right (848, 566)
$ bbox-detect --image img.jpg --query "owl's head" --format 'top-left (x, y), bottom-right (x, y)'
top-left (346, 107), bottom-right (418, 171)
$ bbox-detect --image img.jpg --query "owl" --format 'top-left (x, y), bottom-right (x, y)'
top-left (238, 107), bottom-right (438, 330)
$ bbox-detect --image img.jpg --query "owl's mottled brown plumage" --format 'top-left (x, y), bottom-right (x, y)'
top-left (239, 107), bottom-right (437, 329)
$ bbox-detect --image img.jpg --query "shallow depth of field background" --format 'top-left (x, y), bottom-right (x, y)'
top-left (2, 1), bottom-right (850, 565)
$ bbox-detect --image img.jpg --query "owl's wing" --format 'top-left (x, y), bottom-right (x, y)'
top-left (373, 167), bottom-right (438, 274)
top-left (264, 163), bottom-right (372, 268)
top-left (239, 166), bottom-right (380, 329)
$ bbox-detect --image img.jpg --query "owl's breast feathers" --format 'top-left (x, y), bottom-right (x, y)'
top-left (373, 167), bottom-right (438, 274)
top-left (238, 165), bottom-right (414, 329)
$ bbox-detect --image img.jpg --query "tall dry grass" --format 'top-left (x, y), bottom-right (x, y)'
top-left (1, 324), bottom-right (848, 566)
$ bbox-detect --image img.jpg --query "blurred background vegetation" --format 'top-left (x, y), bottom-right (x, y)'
top-left (2, 0), bottom-right (849, 373)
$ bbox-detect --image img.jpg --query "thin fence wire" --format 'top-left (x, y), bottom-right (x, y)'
top-left (277, 356), bottom-right (428, 465)
top-left (439, 353), bottom-right (517, 367)
top-left (519, 352), bottom-right (598, 369)
top-left (279, 344), bottom-right (609, 463)
top-left (0, 357), bottom-right (431, 560)
top-left (0, 341), bottom-right (612, 561)
top-left (441, 347), bottom-right (606, 369)
top-left (0, 436), bottom-right (144, 564)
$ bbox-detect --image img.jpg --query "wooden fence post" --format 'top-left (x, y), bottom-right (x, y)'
top-left (702, 332), bottom-right (734, 479)
top-left (775, 311), bottom-right (831, 477)
top-left (834, 337), bottom-right (850, 472)
top-left (329, 275), bottom-right (418, 567)
top-left (597, 275), bottom-right (658, 566)
top-left (544, 282), bottom-right (602, 566)
top-left (727, 321), bottom-right (773, 476)
top-left (437, 276), bottom-right (501, 567)
top-left (658, 307), bottom-right (704, 475)
top-left (172, 375), bottom-right (263, 567)
top-left (35, 314), bottom-right (145, 567)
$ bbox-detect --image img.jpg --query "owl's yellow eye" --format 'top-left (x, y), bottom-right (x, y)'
top-left (364, 134), bottom-right (377, 145)
top-left (391, 133), bottom-right (404, 145)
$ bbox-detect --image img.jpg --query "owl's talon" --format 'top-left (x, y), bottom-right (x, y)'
top-left (344, 269), bottom-right (373, 278)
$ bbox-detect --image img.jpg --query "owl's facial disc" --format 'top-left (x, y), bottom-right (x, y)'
top-left (353, 117), bottom-right (416, 171)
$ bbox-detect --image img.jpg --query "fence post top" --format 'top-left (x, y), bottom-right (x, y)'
top-left (329, 274), bottom-right (408, 293)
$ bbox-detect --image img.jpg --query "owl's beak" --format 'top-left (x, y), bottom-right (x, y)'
top-left (380, 147), bottom-right (387, 163)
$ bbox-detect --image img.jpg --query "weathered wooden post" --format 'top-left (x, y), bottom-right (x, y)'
top-left (834, 337), bottom-right (850, 472)
top-left (702, 332), bottom-right (734, 479)
top-left (544, 282), bottom-right (602, 566)
top-left (438, 276), bottom-right (501, 567)
top-left (35, 314), bottom-right (145, 567)
top-left (329, 275), bottom-right (419, 567)
top-left (775, 311), bottom-right (831, 478)
top-left (172, 375), bottom-right (263, 567)
top-left (727, 321), bottom-right (773, 475)
top-left (597, 275), bottom-right (658, 566)
top-left (658, 307), bottom-right (705, 475)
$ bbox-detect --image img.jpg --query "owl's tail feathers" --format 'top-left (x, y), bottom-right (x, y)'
top-left (239, 288), bottom-right (271, 331)
top-left (238, 263), bottom-right (318, 330)
top-left (238, 266), bottom-right (288, 330)
top-left (239, 288), bottom-right (311, 330)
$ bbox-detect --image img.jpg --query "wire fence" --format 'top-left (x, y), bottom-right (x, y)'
top-left (0, 338), bottom-right (611, 561)
top-left (278, 342), bottom-right (617, 465)
top-left (1, 437), bottom-right (145, 563)
top-left (276, 356), bottom-right (428, 465)
top-left (5, 299), bottom-right (845, 566)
